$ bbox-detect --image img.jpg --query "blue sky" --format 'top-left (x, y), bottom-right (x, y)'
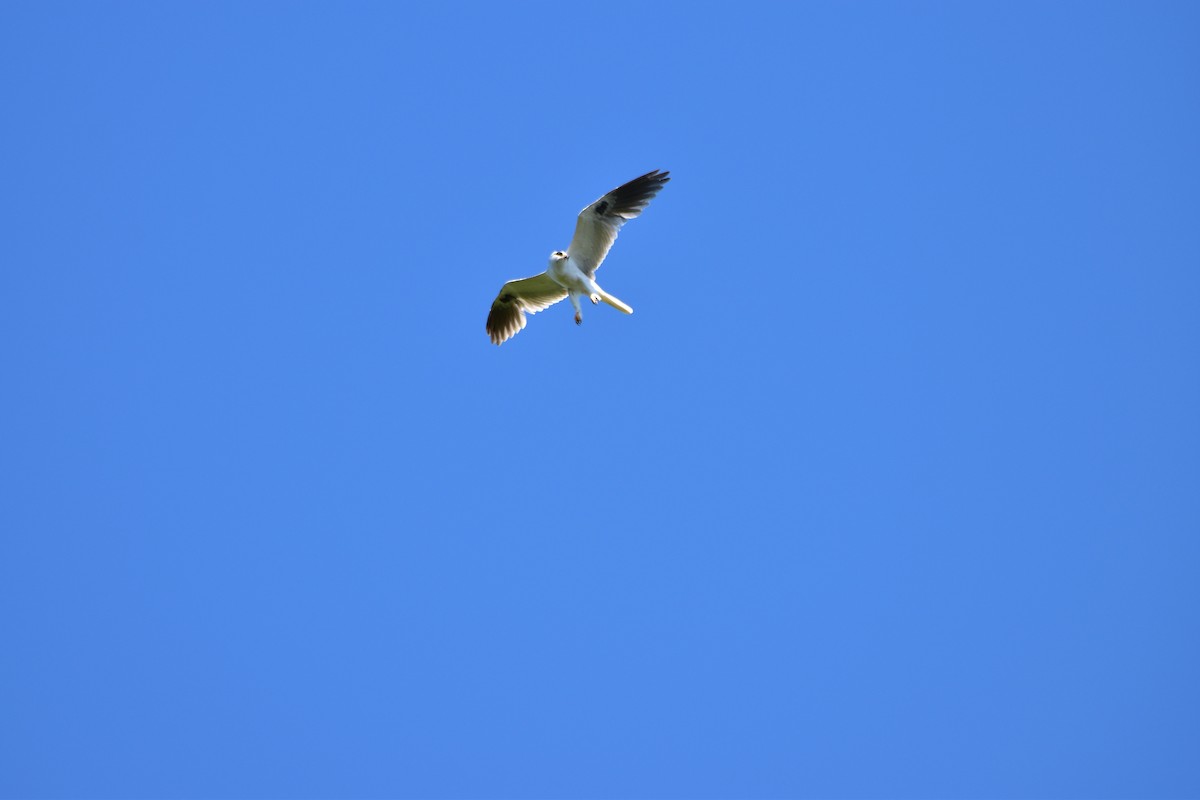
top-left (1, 2), bottom-right (1198, 797)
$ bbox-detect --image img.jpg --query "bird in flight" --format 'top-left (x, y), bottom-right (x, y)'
top-left (486, 169), bottom-right (670, 345)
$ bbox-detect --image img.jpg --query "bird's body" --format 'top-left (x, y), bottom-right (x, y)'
top-left (548, 252), bottom-right (632, 320)
top-left (486, 169), bottom-right (670, 345)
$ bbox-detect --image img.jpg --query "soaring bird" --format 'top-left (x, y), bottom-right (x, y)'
top-left (486, 169), bottom-right (670, 345)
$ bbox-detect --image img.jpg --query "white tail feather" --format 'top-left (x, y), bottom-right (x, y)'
top-left (598, 291), bottom-right (633, 314)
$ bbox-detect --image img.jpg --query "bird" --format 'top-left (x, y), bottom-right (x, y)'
top-left (486, 169), bottom-right (670, 345)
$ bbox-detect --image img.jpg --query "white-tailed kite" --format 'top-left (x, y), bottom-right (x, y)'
top-left (486, 169), bottom-right (670, 345)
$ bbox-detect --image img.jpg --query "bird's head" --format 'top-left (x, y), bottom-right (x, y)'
top-left (548, 250), bottom-right (567, 265)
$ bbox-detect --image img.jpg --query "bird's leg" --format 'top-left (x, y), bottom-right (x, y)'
top-left (584, 277), bottom-right (602, 305)
top-left (569, 292), bottom-right (583, 325)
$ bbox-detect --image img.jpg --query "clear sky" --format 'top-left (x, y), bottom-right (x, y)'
top-left (1, 2), bottom-right (1198, 797)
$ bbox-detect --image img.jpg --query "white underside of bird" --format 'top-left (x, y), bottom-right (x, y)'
top-left (486, 169), bottom-right (669, 346)
top-left (549, 253), bottom-right (634, 323)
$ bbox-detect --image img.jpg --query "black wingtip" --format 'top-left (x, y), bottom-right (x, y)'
top-left (636, 168), bottom-right (670, 183)
top-left (603, 169), bottom-right (671, 215)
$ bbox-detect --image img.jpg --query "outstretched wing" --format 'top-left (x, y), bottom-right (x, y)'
top-left (486, 272), bottom-right (568, 345)
top-left (567, 169), bottom-right (670, 277)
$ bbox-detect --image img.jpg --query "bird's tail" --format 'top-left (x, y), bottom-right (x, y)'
top-left (598, 290), bottom-right (633, 314)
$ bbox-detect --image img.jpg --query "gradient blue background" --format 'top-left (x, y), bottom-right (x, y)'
top-left (2, 2), bottom-right (1198, 797)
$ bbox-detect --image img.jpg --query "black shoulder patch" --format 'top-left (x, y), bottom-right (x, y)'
top-left (595, 200), bottom-right (609, 215)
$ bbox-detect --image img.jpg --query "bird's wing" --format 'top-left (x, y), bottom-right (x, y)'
top-left (486, 272), bottom-right (568, 345)
top-left (567, 169), bottom-right (670, 277)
